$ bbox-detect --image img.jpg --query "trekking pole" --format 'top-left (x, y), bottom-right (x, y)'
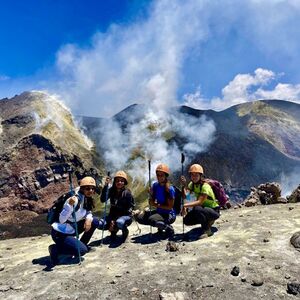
top-left (148, 160), bottom-right (152, 236)
top-left (101, 171), bottom-right (110, 246)
top-left (68, 167), bottom-right (81, 265)
top-left (134, 219), bottom-right (141, 235)
top-left (181, 153), bottom-right (185, 240)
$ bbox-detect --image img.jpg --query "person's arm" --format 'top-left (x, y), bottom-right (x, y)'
top-left (156, 197), bottom-right (174, 210)
top-left (84, 211), bottom-right (93, 232)
top-left (149, 185), bottom-right (157, 207)
top-left (59, 196), bottom-right (78, 223)
top-left (155, 187), bottom-right (175, 210)
top-left (184, 194), bottom-right (207, 208)
top-left (100, 176), bottom-right (111, 203)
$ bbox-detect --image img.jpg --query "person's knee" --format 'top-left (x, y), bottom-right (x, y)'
top-left (116, 219), bottom-right (125, 230)
top-left (91, 217), bottom-right (100, 229)
top-left (98, 219), bottom-right (106, 229)
top-left (168, 216), bottom-right (176, 225)
top-left (156, 221), bottom-right (166, 230)
top-left (80, 244), bottom-right (89, 256)
top-left (126, 218), bottom-right (133, 227)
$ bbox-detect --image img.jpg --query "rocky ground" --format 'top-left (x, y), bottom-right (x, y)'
top-left (0, 203), bottom-right (299, 300)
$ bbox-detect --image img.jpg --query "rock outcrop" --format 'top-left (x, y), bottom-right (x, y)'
top-left (287, 184), bottom-right (300, 203)
top-left (243, 182), bottom-right (287, 206)
top-left (0, 91), bottom-right (104, 218)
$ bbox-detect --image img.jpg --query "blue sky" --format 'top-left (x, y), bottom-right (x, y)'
top-left (1, 0), bottom-right (300, 116)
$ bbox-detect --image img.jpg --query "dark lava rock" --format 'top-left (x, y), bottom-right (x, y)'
top-left (287, 185), bottom-right (300, 203)
top-left (231, 266), bottom-right (240, 276)
top-left (287, 283), bottom-right (300, 295)
top-left (290, 232), bottom-right (300, 250)
top-left (166, 241), bottom-right (179, 252)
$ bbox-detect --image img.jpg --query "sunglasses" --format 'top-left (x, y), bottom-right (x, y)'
top-left (115, 178), bottom-right (126, 183)
top-left (83, 186), bottom-right (95, 191)
top-left (156, 173), bottom-right (166, 178)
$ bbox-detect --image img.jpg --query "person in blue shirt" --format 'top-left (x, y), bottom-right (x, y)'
top-left (136, 163), bottom-right (176, 238)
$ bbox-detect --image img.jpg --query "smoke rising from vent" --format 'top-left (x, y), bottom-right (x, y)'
top-left (93, 108), bottom-right (216, 183)
top-left (31, 91), bottom-right (94, 150)
top-left (279, 168), bottom-right (300, 197)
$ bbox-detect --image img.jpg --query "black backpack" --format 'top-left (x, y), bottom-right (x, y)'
top-left (46, 191), bottom-right (80, 224)
top-left (173, 186), bottom-right (183, 215)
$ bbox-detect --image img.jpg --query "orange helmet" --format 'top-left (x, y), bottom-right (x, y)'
top-left (188, 164), bottom-right (204, 174)
top-left (156, 163), bottom-right (170, 175)
top-left (114, 170), bottom-right (128, 184)
top-left (80, 176), bottom-right (96, 187)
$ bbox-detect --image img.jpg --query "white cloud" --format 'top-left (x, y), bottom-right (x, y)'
top-left (51, 0), bottom-right (300, 117)
top-left (182, 86), bottom-right (208, 109)
top-left (2, 0), bottom-right (300, 115)
top-left (255, 83), bottom-right (300, 102)
top-left (53, 0), bottom-right (211, 117)
top-left (183, 68), bottom-right (300, 110)
top-left (221, 68), bottom-right (276, 105)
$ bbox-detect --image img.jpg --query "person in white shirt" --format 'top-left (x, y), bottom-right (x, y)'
top-left (48, 176), bottom-right (99, 265)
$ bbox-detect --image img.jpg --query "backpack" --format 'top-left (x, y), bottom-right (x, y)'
top-left (46, 191), bottom-right (80, 224)
top-left (203, 179), bottom-right (228, 207)
top-left (173, 186), bottom-right (183, 215)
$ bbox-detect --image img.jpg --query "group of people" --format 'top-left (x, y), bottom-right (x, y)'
top-left (48, 163), bottom-right (221, 266)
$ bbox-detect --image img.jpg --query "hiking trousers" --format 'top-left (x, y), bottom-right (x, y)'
top-left (183, 206), bottom-right (220, 230)
top-left (137, 210), bottom-right (176, 232)
top-left (51, 217), bottom-right (99, 256)
top-left (98, 215), bottom-right (132, 231)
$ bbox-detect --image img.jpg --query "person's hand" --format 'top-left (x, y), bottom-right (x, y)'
top-left (149, 198), bottom-right (157, 207)
top-left (180, 175), bottom-right (187, 185)
top-left (108, 220), bottom-right (116, 232)
top-left (84, 219), bottom-right (92, 232)
top-left (181, 206), bottom-right (187, 217)
top-left (105, 176), bottom-right (112, 186)
top-left (68, 196), bottom-right (77, 206)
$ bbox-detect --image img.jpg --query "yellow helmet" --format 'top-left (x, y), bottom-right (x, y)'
top-left (156, 163), bottom-right (170, 175)
top-left (80, 176), bottom-right (96, 187)
top-left (188, 164), bottom-right (204, 174)
top-left (115, 170), bottom-right (128, 184)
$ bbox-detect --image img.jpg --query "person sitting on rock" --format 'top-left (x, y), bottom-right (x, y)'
top-left (49, 176), bottom-right (99, 266)
top-left (136, 163), bottom-right (176, 239)
top-left (180, 164), bottom-right (220, 238)
top-left (98, 170), bottom-right (135, 242)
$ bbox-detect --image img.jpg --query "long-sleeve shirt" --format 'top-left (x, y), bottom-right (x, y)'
top-left (52, 188), bottom-right (93, 234)
top-left (101, 185), bottom-right (135, 219)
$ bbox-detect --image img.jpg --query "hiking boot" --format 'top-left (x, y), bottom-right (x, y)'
top-left (199, 228), bottom-right (213, 239)
top-left (48, 244), bottom-right (59, 266)
top-left (121, 227), bottom-right (129, 242)
top-left (208, 220), bottom-right (215, 227)
top-left (87, 245), bottom-right (96, 253)
top-left (165, 226), bottom-right (175, 239)
top-left (157, 228), bottom-right (164, 236)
